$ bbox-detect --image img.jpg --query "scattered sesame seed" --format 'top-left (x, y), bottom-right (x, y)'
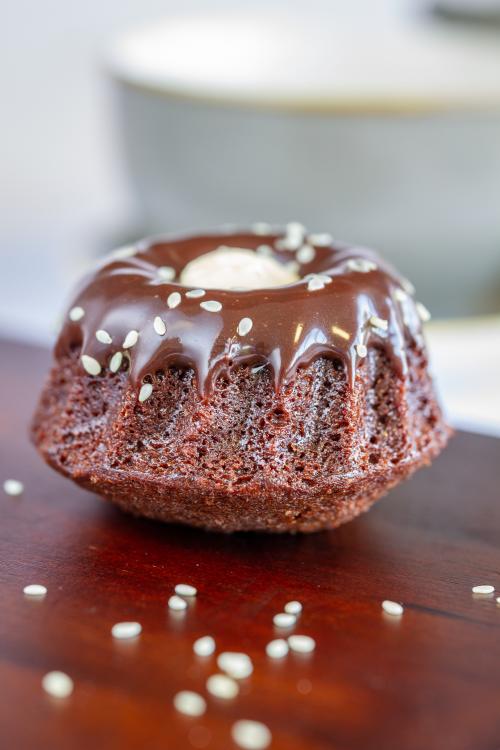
top-left (153, 316), bottom-right (166, 336)
top-left (168, 595), bottom-right (188, 611)
top-left (206, 673), bottom-right (239, 699)
top-left (109, 351), bottom-right (123, 373)
top-left (217, 652), bottom-right (253, 679)
top-left (157, 266), bottom-right (176, 281)
top-left (173, 690), bottom-right (206, 717)
top-left (252, 222), bottom-right (273, 235)
top-left (287, 221), bottom-right (306, 238)
top-left (369, 315), bottom-right (389, 331)
top-left (382, 600), bottom-right (404, 617)
top-left (200, 300), bottom-right (222, 313)
top-left (472, 584), bottom-right (495, 595)
top-left (42, 671), bottom-right (74, 698)
top-left (288, 635), bottom-right (316, 653)
top-left (284, 601), bottom-right (302, 615)
top-left (111, 621), bottom-right (142, 639)
top-left (256, 244), bottom-right (273, 256)
top-left (307, 232), bottom-right (333, 246)
top-left (123, 330), bottom-right (139, 349)
top-left (139, 383), bottom-right (153, 403)
top-left (167, 292), bottom-right (182, 309)
top-left (356, 343), bottom-right (368, 358)
top-left (237, 317), bottom-right (253, 336)
top-left (95, 329), bottom-right (112, 344)
top-left (231, 720), bottom-right (272, 750)
top-left (266, 639), bottom-right (289, 659)
top-left (175, 583), bottom-right (197, 597)
top-left (307, 276), bottom-right (326, 292)
top-left (81, 355), bottom-right (101, 376)
top-left (23, 584), bottom-right (47, 597)
top-left (346, 258), bottom-right (377, 273)
top-left (193, 635), bottom-right (216, 657)
top-left (296, 244), bottom-right (316, 264)
top-left (3, 479), bottom-right (24, 496)
top-left (69, 306), bottom-right (85, 322)
top-left (416, 302), bottom-right (431, 323)
top-left (273, 612), bottom-right (296, 628)
top-left (402, 277), bottom-right (416, 295)
top-left (496, 597), bottom-right (500, 605)
top-left (111, 245), bottom-right (136, 259)
top-left (394, 288), bottom-right (408, 303)
top-left (185, 288), bottom-right (206, 298)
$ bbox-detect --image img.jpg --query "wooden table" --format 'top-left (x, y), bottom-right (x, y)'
top-left (1, 339), bottom-right (499, 750)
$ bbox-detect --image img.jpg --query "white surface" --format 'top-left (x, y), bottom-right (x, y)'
top-left (109, 3), bottom-right (500, 109)
top-left (426, 316), bottom-right (500, 437)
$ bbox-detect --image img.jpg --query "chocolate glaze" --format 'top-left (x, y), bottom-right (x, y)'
top-left (56, 230), bottom-right (425, 396)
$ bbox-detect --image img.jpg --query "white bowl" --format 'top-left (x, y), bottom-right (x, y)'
top-left (108, 4), bottom-right (500, 316)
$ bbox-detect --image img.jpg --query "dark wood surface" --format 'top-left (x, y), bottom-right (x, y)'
top-left (1, 338), bottom-right (499, 750)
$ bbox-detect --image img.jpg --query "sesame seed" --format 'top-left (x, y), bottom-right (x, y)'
top-left (185, 288), bottom-right (206, 298)
top-left (287, 221), bottom-right (306, 238)
top-left (416, 302), bottom-right (431, 323)
top-left (200, 300), bottom-right (222, 313)
top-left (307, 276), bottom-right (325, 292)
top-left (193, 635), bottom-right (216, 657)
top-left (69, 306), bottom-right (85, 322)
top-left (217, 652), bottom-right (253, 679)
top-left (167, 292), bottom-right (181, 309)
top-left (369, 315), bottom-right (389, 331)
top-left (139, 383), bottom-right (153, 403)
top-left (382, 600), bottom-right (404, 617)
top-left (472, 584), bottom-right (495, 595)
top-left (173, 690), bottom-right (206, 717)
top-left (231, 720), bottom-right (272, 750)
top-left (81, 355), bottom-right (101, 376)
top-left (402, 277), bottom-right (416, 295)
top-left (296, 244), bottom-right (316, 264)
top-left (266, 639), bottom-right (289, 658)
top-left (307, 232), bottom-right (333, 246)
top-left (356, 343), bottom-right (368, 358)
top-left (288, 635), bottom-right (316, 653)
top-left (237, 317), bottom-right (253, 336)
top-left (157, 266), bottom-right (176, 281)
top-left (394, 288), bottom-right (408, 303)
top-left (3, 479), bottom-right (24, 496)
top-left (23, 584), bottom-right (47, 597)
top-left (175, 583), bottom-right (197, 597)
top-left (111, 245), bottom-right (136, 259)
top-left (109, 351), bottom-right (123, 373)
top-left (42, 671), bottom-right (74, 698)
top-left (252, 222), bottom-right (273, 235)
top-left (256, 244), bottom-right (273, 256)
top-left (284, 600), bottom-right (302, 615)
top-left (273, 612), bottom-right (296, 628)
top-left (111, 621), bottom-right (142, 639)
top-left (122, 330), bottom-right (139, 349)
top-left (95, 329), bottom-right (112, 344)
top-left (206, 674), bottom-right (239, 699)
top-left (346, 258), bottom-right (377, 273)
top-left (496, 597), bottom-right (500, 605)
top-left (153, 316), bottom-right (166, 336)
top-left (168, 594), bottom-right (188, 611)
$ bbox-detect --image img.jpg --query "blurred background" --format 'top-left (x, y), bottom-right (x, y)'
top-left (1, 0), bottom-right (499, 433)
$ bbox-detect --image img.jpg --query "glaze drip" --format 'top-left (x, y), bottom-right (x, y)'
top-left (56, 229), bottom-right (425, 396)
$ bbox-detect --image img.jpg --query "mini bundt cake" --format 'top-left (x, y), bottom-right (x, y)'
top-left (32, 224), bottom-right (449, 532)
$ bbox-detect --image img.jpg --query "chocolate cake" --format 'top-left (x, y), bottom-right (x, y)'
top-left (32, 224), bottom-right (449, 532)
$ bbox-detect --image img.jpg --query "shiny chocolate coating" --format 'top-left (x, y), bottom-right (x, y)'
top-left (56, 229), bottom-right (425, 395)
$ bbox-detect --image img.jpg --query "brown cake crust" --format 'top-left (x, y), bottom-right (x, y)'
top-left (32, 340), bottom-right (449, 532)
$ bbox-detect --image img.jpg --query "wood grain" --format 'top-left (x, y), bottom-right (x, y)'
top-left (0, 338), bottom-right (499, 750)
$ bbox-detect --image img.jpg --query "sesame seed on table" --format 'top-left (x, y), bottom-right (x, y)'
top-left (0, 337), bottom-right (500, 750)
